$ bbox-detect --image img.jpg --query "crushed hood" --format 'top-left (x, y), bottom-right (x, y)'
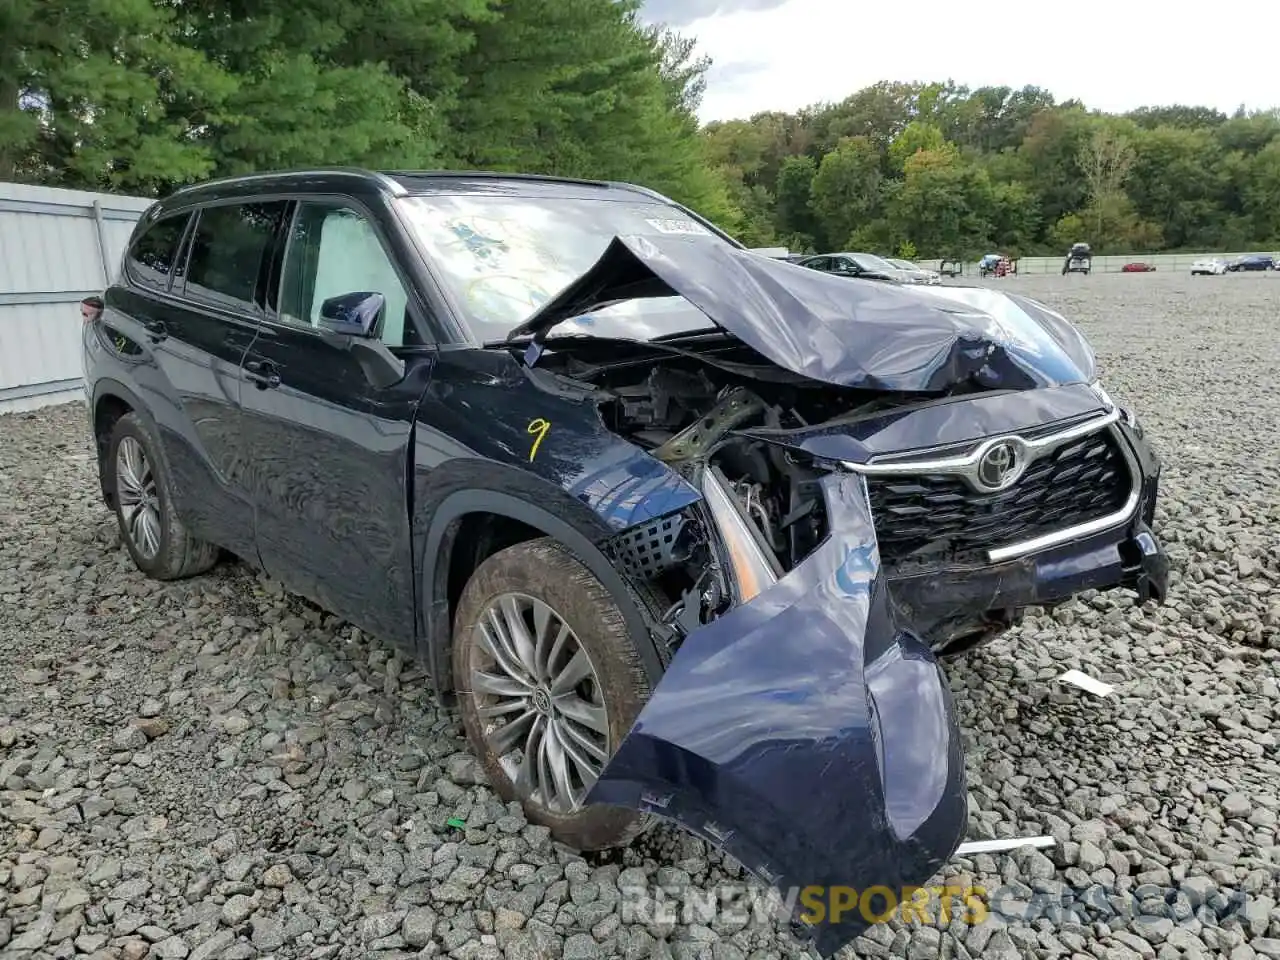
top-left (508, 234), bottom-right (1097, 392)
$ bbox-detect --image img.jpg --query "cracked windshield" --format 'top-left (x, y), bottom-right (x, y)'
top-left (397, 194), bottom-right (721, 342)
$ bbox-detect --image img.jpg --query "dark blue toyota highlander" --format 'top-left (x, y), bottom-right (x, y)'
top-left (82, 168), bottom-right (1169, 956)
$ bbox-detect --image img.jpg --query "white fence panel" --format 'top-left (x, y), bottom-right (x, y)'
top-left (0, 182), bottom-right (154, 414)
top-left (917, 251), bottom-right (1278, 276)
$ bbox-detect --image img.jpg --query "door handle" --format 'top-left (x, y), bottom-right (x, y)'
top-left (244, 359), bottom-right (280, 389)
top-left (142, 319), bottom-right (168, 343)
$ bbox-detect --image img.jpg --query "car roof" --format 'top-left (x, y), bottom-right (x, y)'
top-left (837, 251), bottom-right (894, 262)
top-left (148, 167), bottom-right (670, 217)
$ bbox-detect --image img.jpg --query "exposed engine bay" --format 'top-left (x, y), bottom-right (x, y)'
top-left (527, 333), bottom-right (981, 653)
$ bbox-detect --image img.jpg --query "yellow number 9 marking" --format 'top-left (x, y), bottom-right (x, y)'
top-left (527, 418), bottom-right (550, 462)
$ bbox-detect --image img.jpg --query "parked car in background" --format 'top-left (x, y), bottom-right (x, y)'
top-left (1190, 257), bottom-right (1228, 276)
top-left (939, 258), bottom-right (964, 277)
top-left (884, 257), bottom-right (943, 284)
top-left (1121, 262), bottom-right (1157, 273)
top-left (1226, 254), bottom-right (1275, 272)
top-left (1062, 242), bottom-right (1092, 275)
top-left (82, 167), bottom-right (1169, 959)
top-left (795, 251), bottom-right (907, 283)
top-left (979, 253), bottom-right (1016, 277)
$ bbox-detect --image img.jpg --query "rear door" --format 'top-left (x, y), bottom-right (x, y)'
top-left (237, 196), bottom-right (436, 647)
top-left (111, 202), bottom-right (288, 559)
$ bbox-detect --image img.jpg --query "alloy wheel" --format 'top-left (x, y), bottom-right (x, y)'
top-left (468, 592), bottom-right (610, 814)
top-left (116, 436), bottom-right (162, 560)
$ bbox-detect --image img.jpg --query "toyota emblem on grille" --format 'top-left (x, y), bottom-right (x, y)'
top-left (975, 439), bottom-right (1024, 491)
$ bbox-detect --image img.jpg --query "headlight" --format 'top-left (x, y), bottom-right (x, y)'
top-left (1093, 379), bottom-right (1143, 436)
top-left (1089, 380), bottom-right (1115, 411)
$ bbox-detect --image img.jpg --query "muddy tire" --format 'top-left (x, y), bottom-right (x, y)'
top-left (106, 412), bottom-right (220, 580)
top-left (452, 537), bottom-right (655, 850)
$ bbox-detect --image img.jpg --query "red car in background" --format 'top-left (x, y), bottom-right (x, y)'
top-left (1121, 262), bottom-right (1157, 273)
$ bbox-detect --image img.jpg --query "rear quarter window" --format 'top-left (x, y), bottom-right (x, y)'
top-left (125, 213), bottom-right (192, 293)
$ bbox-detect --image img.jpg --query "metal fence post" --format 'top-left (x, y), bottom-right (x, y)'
top-left (91, 199), bottom-right (112, 287)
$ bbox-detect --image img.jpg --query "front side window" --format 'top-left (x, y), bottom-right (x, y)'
top-left (183, 201), bottom-right (290, 313)
top-left (395, 193), bottom-right (726, 343)
top-left (126, 213), bottom-right (191, 293)
top-left (277, 202), bottom-right (413, 347)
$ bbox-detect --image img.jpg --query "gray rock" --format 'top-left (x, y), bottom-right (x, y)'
top-left (403, 907), bottom-right (438, 947)
top-left (250, 917), bottom-right (285, 951)
top-left (563, 932), bottom-right (602, 960)
top-left (220, 895), bottom-right (254, 926)
top-left (11, 912), bottom-right (56, 951)
top-left (262, 864), bottom-right (292, 888)
top-left (149, 936), bottom-right (190, 958)
top-left (187, 929), bottom-right (235, 960)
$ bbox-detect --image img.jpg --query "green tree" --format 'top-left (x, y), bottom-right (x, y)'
top-left (810, 136), bottom-right (882, 249)
top-left (0, 0), bottom-right (234, 189)
top-left (1126, 126), bottom-right (1226, 248)
top-left (440, 0), bottom-right (734, 222)
top-left (1077, 125), bottom-right (1137, 240)
top-left (888, 121), bottom-right (946, 172)
top-left (1242, 140), bottom-right (1280, 241)
top-left (889, 143), bottom-right (995, 257)
top-left (774, 155), bottom-right (820, 245)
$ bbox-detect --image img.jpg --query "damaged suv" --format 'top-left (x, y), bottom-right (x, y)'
top-left (83, 169), bottom-right (1169, 957)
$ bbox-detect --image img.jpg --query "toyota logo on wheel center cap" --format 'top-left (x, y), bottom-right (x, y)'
top-left (975, 438), bottom-right (1025, 491)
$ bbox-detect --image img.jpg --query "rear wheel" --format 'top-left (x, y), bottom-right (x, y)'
top-left (106, 412), bottom-right (220, 580)
top-left (452, 538), bottom-right (655, 850)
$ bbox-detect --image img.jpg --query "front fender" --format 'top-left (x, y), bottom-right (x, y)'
top-left (587, 471), bottom-right (967, 958)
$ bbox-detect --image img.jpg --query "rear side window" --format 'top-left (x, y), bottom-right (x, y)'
top-left (125, 213), bottom-right (191, 293)
top-left (183, 201), bottom-right (290, 313)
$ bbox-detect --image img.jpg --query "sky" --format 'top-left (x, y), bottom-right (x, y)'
top-left (641, 0), bottom-right (1280, 124)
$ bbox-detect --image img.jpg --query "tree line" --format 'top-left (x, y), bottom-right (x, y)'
top-left (4, 2), bottom-right (1278, 258)
top-left (707, 83), bottom-right (1280, 257)
top-left (1, 0), bottom-right (736, 222)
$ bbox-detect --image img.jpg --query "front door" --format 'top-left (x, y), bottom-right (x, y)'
top-left (237, 198), bottom-right (435, 646)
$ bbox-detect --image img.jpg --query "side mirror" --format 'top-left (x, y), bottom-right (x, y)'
top-left (318, 291), bottom-right (385, 337)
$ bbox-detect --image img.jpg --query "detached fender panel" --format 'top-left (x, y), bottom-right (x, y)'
top-left (588, 471), bottom-right (967, 958)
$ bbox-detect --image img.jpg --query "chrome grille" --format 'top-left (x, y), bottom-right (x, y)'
top-left (867, 430), bottom-right (1131, 563)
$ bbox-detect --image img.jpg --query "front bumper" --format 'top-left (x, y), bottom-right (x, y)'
top-left (883, 419), bottom-right (1169, 645)
top-left (589, 471), bottom-right (968, 958)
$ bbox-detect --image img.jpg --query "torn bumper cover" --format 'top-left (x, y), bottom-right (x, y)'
top-left (586, 471), bottom-right (968, 958)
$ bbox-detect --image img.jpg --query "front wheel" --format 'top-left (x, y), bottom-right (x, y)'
top-left (452, 538), bottom-right (656, 850)
top-left (106, 413), bottom-right (220, 580)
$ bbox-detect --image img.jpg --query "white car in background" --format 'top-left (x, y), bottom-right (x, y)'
top-left (1190, 257), bottom-right (1228, 276)
top-left (885, 257), bottom-right (943, 284)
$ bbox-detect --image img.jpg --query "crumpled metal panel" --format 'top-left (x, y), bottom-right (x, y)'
top-left (510, 233), bottom-right (1098, 392)
top-left (588, 471), bottom-right (968, 958)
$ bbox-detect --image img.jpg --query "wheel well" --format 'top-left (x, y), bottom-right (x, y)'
top-left (445, 511), bottom-right (544, 645)
top-left (93, 393), bottom-right (133, 506)
top-left (425, 497), bottom-right (669, 700)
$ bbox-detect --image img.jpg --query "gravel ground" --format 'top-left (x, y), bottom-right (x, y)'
top-left (2, 270), bottom-right (1279, 960)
